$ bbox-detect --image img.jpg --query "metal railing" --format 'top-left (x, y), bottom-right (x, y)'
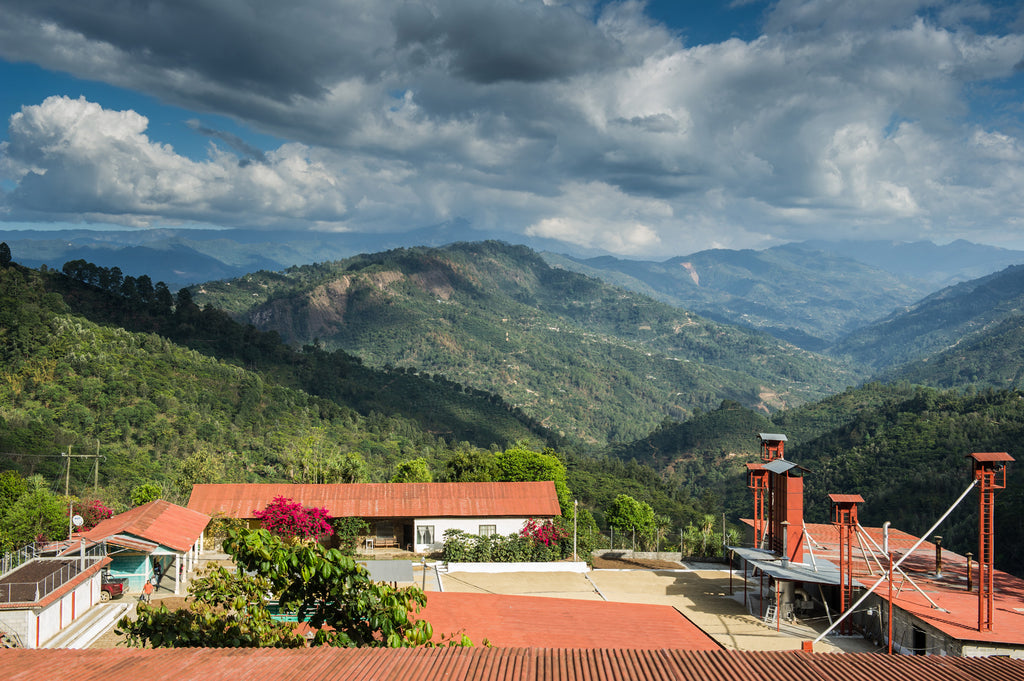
top-left (2, 539), bottom-right (108, 580)
top-left (0, 542), bottom-right (41, 579)
top-left (0, 558), bottom-right (102, 604)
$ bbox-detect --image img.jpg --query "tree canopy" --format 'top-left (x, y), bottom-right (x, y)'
top-left (118, 528), bottom-right (448, 648)
top-left (605, 494), bottom-right (656, 549)
top-left (391, 457), bottom-right (432, 483)
top-left (492, 446), bottom-right (572, 511)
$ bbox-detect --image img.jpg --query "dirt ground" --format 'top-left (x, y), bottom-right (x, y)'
top-left (590, 555), bottom-right (687, 570)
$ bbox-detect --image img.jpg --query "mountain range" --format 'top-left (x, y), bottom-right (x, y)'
top-left (5, 234), bottom-right (1024, 573)
top-left (190, 241), bottom-right (862, 444)
top-left (545, 240), bottom-right (1024, 350)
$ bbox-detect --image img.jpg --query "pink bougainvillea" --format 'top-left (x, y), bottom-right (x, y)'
top-left (77, 498), bottom-right (113, 531)
top-left (253, 496), bottom-right (333, 540)
top-left (519, 517), bottom-right (567, 547)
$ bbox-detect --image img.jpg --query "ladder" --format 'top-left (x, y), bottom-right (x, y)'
top-left (980, 477), bottom-right (995, 631)
top-left (763, 603), bottom-right (777, 626)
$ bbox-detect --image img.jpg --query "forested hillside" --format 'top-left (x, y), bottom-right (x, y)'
top-left (6, 242), bottom-right (1024, 576)
top-left (0, 263), bottom-right (501, 504)
top-left (52, 259), bottom-right (553, 449)
top-left (830, 265), bottom-right (1024, 371)
top-left (194, 241), bottom-right (861, 444)
top-left (544, 243), bottom-right (926, 350)
top-left (0, 260), bottom-right (723, 551)
top-left (883, 314), bottom-right (1024, 389)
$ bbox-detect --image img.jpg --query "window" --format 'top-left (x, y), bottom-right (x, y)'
top-left (375, 521), bottom-right (393, 539)
top-left (912, 626), bottom-right (926, 655)
top-left (479, 524), bottom-right (496, 537)
top-left (416, 525), bottom-right (434, 545)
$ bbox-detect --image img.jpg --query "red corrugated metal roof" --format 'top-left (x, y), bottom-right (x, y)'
top-left (968, 452), bottom-right (1013, 463)
top-left (827, 494), bottom-right (865, 504)
top-left (415, 592), bottom-right (720, 650)
top-left (81, 499), bottom-right (210, 553)
top-left (4, 648), bottom-right (1024, 681)
top-left (186, 482), bottom-right (562, 519)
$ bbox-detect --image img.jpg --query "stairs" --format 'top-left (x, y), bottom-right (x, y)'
top-left (41, 601), bottom-right (131, 649)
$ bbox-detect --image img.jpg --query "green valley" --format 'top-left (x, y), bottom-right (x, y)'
top-left (194, 241), bottom-right (862, 445)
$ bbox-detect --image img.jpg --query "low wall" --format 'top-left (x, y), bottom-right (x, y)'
top-left (445, 561), bottom-right (589, 574)
top-left (592, 550), bottom-right (683, 562)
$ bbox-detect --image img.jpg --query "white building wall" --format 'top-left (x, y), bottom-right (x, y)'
top-left (37, 602), bottom-right (60, 648)
top-left (413, 517), bottom-right (535, 553)
top-left (0, 570), bottom-right (104, 649)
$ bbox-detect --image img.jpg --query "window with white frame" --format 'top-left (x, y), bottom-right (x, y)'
top-left (479, 524), bottom-right (496, 537)
top-left (416, 525), bottom-right (434, 545)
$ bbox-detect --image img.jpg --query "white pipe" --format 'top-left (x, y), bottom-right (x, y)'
top-left (813, 478), bottom-right (977, 644)
top-left (801, 522), bottom-right (820, 572)
top-left (857, 522), bottom-right (944, 612)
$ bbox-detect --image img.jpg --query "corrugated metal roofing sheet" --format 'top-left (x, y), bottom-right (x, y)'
top-left (730, 546), bottom-right (845, 586)
top-left (763, 460), bottom-right (806, 474)
top-left (827, 494), bottom-right (865, 504)
top-left (5, 647), bottom-right (1024, 681)
top-left (416, 592), bottom-right (720, 650)
top-left (968, 452), bottom-right (1013, 463)
top-left (186, 481), bottom-right (562, 519)
top-left (758, 434), bottom-right (788, 442)
top-left (81, 499), bottom-right (210, 553)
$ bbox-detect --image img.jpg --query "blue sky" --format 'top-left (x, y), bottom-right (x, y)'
top-left (1, 0), bottom-right (1023, 256)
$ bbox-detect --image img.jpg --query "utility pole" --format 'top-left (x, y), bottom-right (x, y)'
top-left (61, 446), bottom-right (104, 497)
top-left (64, 446), bottom-right (71, 497)
top-left (573, 499), bottom-right (578, 562)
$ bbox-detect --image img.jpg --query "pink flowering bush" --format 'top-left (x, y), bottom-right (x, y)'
top-left (519, 518), bottom-right (567, 547)
top-left (253, 496), bottom-right (333, 541)
top-left (77, 498), bottom-right (113, 531)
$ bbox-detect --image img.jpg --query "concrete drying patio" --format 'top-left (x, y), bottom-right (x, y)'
top-left (437, 564), bottom-right (881, 653)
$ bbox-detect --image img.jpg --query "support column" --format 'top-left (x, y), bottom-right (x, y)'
top-left (969, 452), bottom-right (1013, 633)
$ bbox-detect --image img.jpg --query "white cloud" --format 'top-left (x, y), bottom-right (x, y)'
top-left (1, 1), bottom-right (1023, 254)
top-left (1, 96), bottom-right (352, 227)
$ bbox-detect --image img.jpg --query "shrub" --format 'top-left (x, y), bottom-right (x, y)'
top-left (77, 498), bottom-right (113, 531)
top-left (442, 529), bottom-right (473, 562)
top-left (331, 516), bottom-right (370, 555)
top-left (253, 496), bottom-right (333, 541)
top-left (520, 518), bottom-right (567, 547)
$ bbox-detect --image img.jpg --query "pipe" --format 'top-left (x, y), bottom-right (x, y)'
top-left (857, 522), bottom-right (944, 612)
top-left (888, 551), bottom-right (894, 655)
top-left (813, 478), bottom-right (978, 644)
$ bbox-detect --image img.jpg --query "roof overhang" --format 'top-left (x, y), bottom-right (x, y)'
top-left (763, 459), bottom-right (809, 475)
top-left (729, 546), bottom-right (853, 587)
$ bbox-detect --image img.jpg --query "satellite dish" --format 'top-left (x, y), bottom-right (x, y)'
top-left (72, 514), bottom-right (84, 527)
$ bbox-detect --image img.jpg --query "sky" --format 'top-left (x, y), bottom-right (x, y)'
top-left (1, 0), bottom-right (1024, 258)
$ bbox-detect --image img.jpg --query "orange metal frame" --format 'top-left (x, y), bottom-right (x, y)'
top-left (969, 452), bottom-right (1012, 632)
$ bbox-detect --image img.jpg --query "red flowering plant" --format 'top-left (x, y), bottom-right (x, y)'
top-left (253, 496), bottom-right (333, 541)
top-left (77, 498), bottom-right (114, 531)
top-left (519, 518), bottom-right (567, 547)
